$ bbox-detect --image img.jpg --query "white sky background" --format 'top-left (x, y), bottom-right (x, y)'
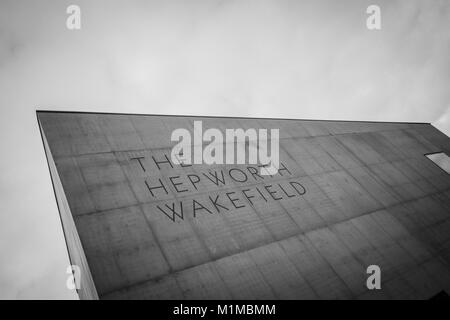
top-left (0, 0), bottom-right (449, 299)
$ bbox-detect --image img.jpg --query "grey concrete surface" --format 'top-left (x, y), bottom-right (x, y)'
top-left (37, 111), bottom-right (450, 300)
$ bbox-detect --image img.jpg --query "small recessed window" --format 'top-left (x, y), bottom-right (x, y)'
top-left (425, 152), bottom-right (450, 174)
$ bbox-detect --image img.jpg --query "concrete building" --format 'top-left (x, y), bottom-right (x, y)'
top-left (37, 111), bottom-right (450, 300)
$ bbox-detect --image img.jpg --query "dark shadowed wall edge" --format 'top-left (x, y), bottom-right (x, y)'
top-left (38, 115), bottom-right (99, 300)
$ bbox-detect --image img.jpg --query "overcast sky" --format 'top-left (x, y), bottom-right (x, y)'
top-left (0, 0), bottom-right (449, 299)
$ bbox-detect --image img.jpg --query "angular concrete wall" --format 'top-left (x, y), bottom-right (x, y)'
top-left (38, 111), bottom-right (450, 299)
